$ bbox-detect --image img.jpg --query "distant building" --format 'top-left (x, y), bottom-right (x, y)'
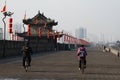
top-left (0, 28), bottom-right (3, 40)
top-left (75, 27), bottom-right (86, 40)
top-left (13, 23), bottom-right (22, 33)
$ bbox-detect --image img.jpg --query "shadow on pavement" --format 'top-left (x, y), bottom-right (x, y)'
top-left (29, 70), bottom-right (72, 73)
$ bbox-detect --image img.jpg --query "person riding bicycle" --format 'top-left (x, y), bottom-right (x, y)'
top-left (21, 42), bottom-right (33, 68)
top-left (77, 45), bottom-right (87, 70)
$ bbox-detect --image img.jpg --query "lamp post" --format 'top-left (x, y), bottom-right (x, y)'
top-left (2, 11), bottom-right (13, 57)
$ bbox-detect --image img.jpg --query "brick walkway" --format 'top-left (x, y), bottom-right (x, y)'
top-left (0, 47), bottom-right (120, 80)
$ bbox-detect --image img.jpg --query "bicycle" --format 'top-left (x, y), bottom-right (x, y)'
top-left (24, 57), bottom-right (29, 72)
top-left (80, 57), bottom-right (85, 74)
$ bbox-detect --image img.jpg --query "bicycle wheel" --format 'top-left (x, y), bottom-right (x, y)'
top-left (81, 59), bottom-right (84, 74)
top-left (25, 66), bottom-right (28, 72)
top-left (24, 58), bottom-right (28, 72)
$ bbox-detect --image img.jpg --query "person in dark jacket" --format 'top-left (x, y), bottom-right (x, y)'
top-left (77, 45), bottom-right (87, 70)
top-left (21, 42), bottom-right (33, 67)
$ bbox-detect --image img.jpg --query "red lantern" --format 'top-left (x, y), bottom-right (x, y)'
top-left (28, 24), bottom-right (30, 36)
top-left (47, 29), bottom-right (50, 39)
top-left (9, 18), bottom-right (13, 23)
top-left (53, 31), bottom-right (56, 39)
top-left (8, 18), bottom-right (13, 33)
top-left (11, 33), bottom-right (14, 40)
top-left (39, 27), bottom-right (42, 38)
top-left (16, 35), bottom-right (18, 41)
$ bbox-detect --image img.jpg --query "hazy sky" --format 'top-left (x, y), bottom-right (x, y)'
top-left (0, 0), bottom-right (120, 42)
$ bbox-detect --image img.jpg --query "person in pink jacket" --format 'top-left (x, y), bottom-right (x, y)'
top-left (77, 45), bottom-right (87, 70)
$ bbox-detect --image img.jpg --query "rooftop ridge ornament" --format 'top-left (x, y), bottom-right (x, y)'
top-left (38, 10), bottom-right (40, 13)
top-left (38, 10), bottom-right (40, 15)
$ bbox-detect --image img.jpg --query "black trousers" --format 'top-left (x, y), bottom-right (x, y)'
top-left (79, 57), bottom-right (86, 68)
top-left (23, 56), bottom-right (31, 66)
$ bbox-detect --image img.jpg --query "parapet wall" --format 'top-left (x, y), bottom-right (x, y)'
top-left (0, 40), bottom-right (76, 58)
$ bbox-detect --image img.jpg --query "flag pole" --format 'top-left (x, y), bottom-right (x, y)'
top-left (1, 0), bottom-right (14, 57)
top-left (23, 11), bottom-right (26, 42)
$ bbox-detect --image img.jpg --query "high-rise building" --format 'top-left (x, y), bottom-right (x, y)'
top-left (75, 27), bottom-right (87, 40)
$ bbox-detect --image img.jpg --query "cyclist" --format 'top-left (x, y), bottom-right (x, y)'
top-left (77, 45), bottom-right (87, 70)
top-left (21, 42), bottom-right (33, 68)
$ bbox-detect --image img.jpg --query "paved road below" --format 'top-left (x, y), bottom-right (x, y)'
top-left (0, 47), bottom-right (120, 80)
